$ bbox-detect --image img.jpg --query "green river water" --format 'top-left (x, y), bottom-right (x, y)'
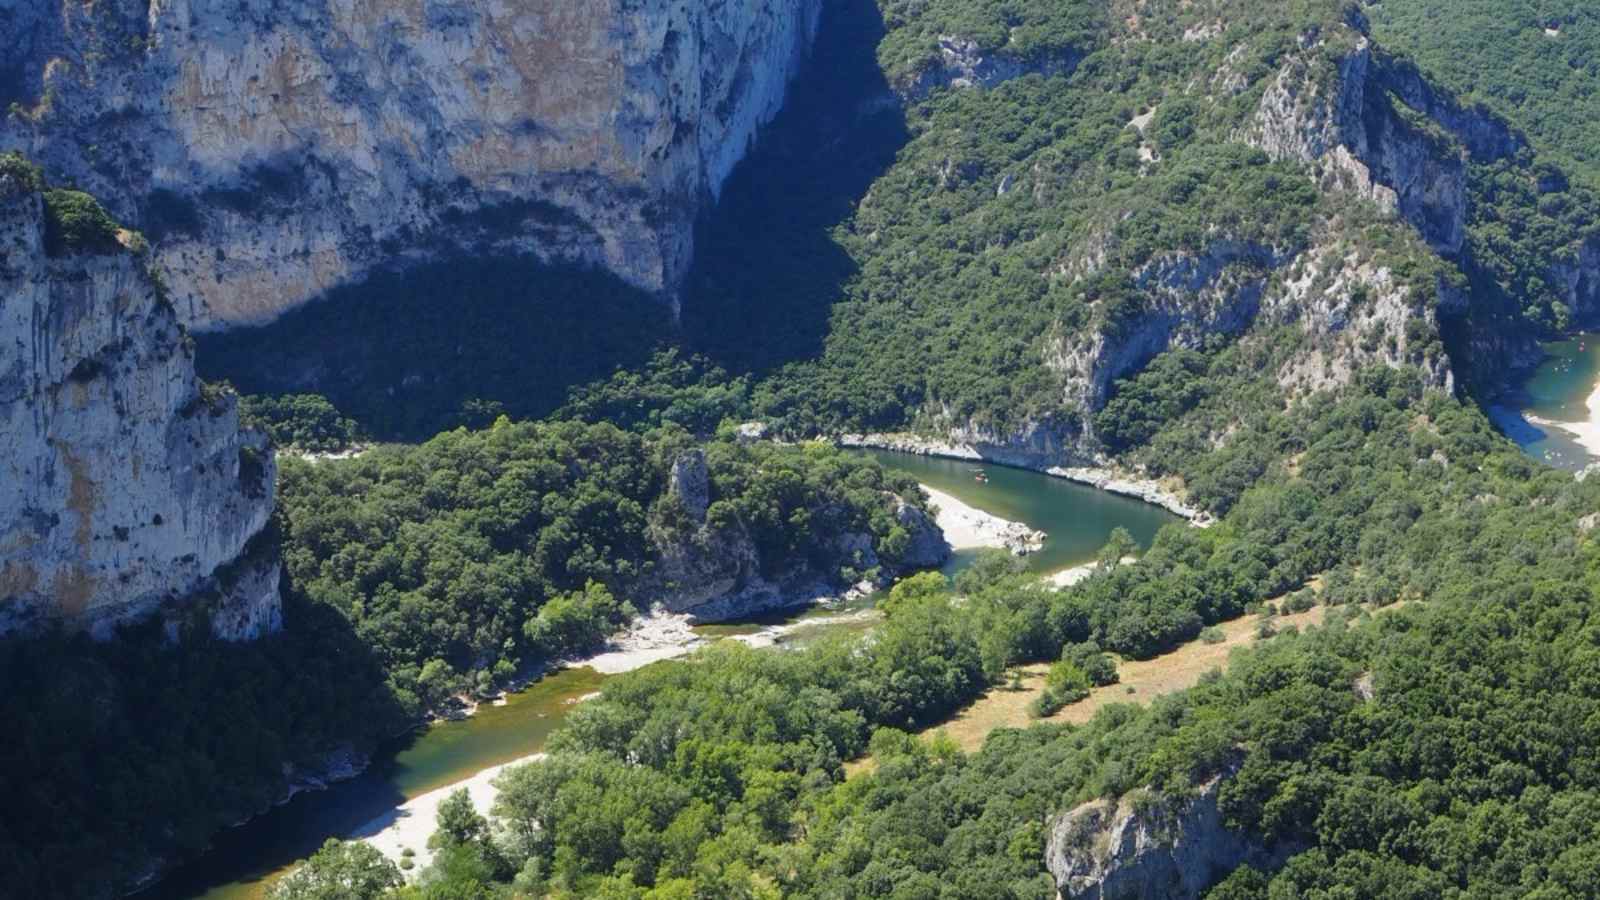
top-left (1505, 333), bottom-right (1600, 471)
top-left (858, 448), bottom-right (1177, 573)
top-left (148, 450), bottom-right (1177, 900)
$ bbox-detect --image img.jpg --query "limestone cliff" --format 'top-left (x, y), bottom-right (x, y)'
top-left (0, 161), bottom-right (278, 640)
top-left (943, 227), bottom-right (1454, 469)
top-left (0, 0), bottom-right (821, 327)
top-left (1046, 777), bottom-right (1296, 900)
top-left (894, 36), bottom-right (1084, 104)
top-left (899, 14), bottom-right (1489, 474)
top-left (1244, 20), bottom-right (1518, 257)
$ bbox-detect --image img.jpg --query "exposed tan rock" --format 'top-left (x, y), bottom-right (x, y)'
top-left (1, 0), bottom-right (822, 327)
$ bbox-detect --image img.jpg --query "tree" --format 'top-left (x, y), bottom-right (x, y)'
top-left (879, 571), bottom-right (949, 617)
top-left (429, 789), bottom-right (488, 850)
top-left (1097, 527), bottom-right (1140, 570)
top-left (269, 839), bottom-right (402, 900)
top-left (523, 581), bottom-right (630, 658)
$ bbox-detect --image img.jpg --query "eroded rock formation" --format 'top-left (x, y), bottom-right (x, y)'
top-left (0, 165), bottom-right (278, 640)
top-left (638, 448), bottom-right (946, 622)
top-left (0, 0), bottom-right (821, 327)
top-left (1046, 777), bottom-right (1295, 900)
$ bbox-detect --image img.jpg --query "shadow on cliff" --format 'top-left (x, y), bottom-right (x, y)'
top-left (197, 258), bottom-right (669, 441)
top-left (680, 0), bottom-right (909, 375)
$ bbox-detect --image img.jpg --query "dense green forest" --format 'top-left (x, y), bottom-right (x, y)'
top-left (276, 371), bottom-right (1600, 898)
top-left (275, 419), bottom-right (935, 715)
top-left (261, 0), bottom-right (1600, 897)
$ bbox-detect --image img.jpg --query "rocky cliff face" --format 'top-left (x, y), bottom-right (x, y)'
top-left (0, 0), bottom-right (820, 327)
top-left (962, 227), bottom-right (1453, 468)
top-left (1245, 21), bottom-right (1518, 257)
top-left (895, 37), bottom-right (1083, 103)
top-left (0, 166), bottom-right (278, 640)
top-left (1046, 776), bottom-right (1295, 900)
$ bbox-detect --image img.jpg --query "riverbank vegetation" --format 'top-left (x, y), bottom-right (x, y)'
top-left (275, 419), bottom-right (934, 716)
top-left (278, 364), bottom-right (1600, 898)
top-left (0, 599), bottom-right (404, 898)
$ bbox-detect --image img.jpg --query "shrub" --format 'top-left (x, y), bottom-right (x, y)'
top-left (0, 151), bottom-right (42, 191)
top-left (1060, 641), bottom-right (1119, 686)
top-left (42, 189), bottom-right (123, 256)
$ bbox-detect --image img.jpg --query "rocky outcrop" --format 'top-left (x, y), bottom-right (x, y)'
top-left (0, 164), bottom-right (278, 640)
top-left (637, 449), bottom-right (947, 622)
top-left (1051, 241), bottom-right (1287, 420)
top-left (896, 36), bottom-right (1083, 103)
top-left (1046, 777), bottom-right (1295, 900)
top-left (1549, 237), bottom-right (1600, 327)
top-left (1269, 240), bottom-right (1455, 396)
top-left (0, 0), bottom-right (822, 327)
top-left (1246, 22), bottom-right (1518, 257)
top-left (896, 496), bottom-right (957, 565)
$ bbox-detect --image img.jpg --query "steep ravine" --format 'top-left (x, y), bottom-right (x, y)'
top-left (0, 0), bottom-right (821, 327)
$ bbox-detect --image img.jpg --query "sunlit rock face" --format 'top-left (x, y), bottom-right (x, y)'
top-left (0, 0), bottom-right (821, 327)
top-left (0, 170), bottom-right (278, 640)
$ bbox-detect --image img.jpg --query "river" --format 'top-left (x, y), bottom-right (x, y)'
top-left (1501, 332), bottom-right (1600, 471)
top-left (856, 449), bottom-right (1177, 573)
top-left (142, 668), bottom-right (607, 900)
top-left (147, 450), bottom-right (1176, 899)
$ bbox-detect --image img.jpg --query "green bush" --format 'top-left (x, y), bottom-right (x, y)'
top-left (0, 151), bottom-right (42, 191)
top-left (42, 189), bottom-right (124, 256)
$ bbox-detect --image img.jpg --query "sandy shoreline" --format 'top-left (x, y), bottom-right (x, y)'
top-left (1044, 555), bottom-right (1137, 589)
top-left (349, 481), bottom-right (1045, 874)
top-left (351, 752), bottom-right (542, 873)
top-left (920, 485), bottom-right (1045, 553)
top-left (1521, 381), bottom-right (1600, 459)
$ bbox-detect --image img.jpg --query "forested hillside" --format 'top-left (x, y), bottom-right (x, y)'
top-left (16, 0), bottom-right (1600, 897)
top-left (254, 0), bottom-right (1600, 897)
top-left (1369, 0), bottom-right (1600, 181)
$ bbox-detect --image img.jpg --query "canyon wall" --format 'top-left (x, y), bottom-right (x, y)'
top-left (912, 14), bottom-right (1502, 469)
top-left (1046, 775), bottom-right (1297, 900)
top-left (0, 0), bottom-right (821, 327)
top-left (0, 162), bottom-right (278, 640)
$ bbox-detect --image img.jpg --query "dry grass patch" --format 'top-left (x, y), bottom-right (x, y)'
top-left (925, 604), bottom-right (1330, 755)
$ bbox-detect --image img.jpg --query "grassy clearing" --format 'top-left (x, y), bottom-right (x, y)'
top-left (934, 605), bottom-right (1330, 754)
top-left (845, 599), bottom-right (1354, 777)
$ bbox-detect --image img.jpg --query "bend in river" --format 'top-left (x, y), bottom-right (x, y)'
top-left (149, 452), bottom-right (1177, 900)
top-left (855, 449), bottom-right (1179, 574)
